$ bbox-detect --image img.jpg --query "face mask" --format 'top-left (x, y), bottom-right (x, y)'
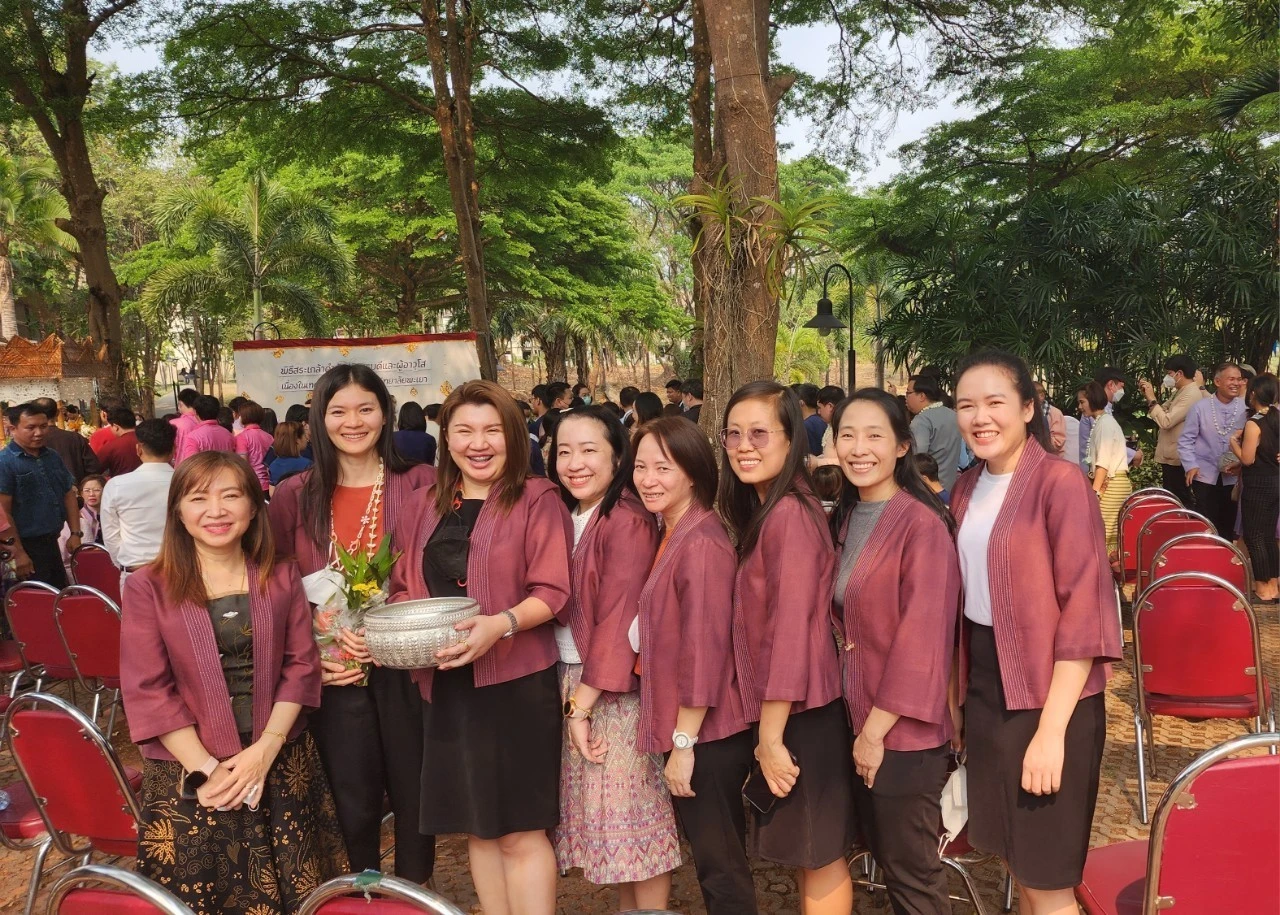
top-left (581, 396), bottom-right (592, 405)
top-left (1111, 387), bottom-right (1125, 404)
top-left (1161, 374), bottom-right (1176, 390)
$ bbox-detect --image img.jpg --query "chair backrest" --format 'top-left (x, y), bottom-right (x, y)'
top-left (1117, 496), bottom-right (1182, 582)
top-left (298, 873), bottom-right (467, 915)
top-left (1145, 732), bottom-right (1280, 915)
top-left (1150, 533), bottom-right (1251, 594)
top-left (1135, 509), bottom-right (1215, 594)
top-left (47, 864), bottom-right (195, 915)
top-left (69, 545), bottom-right (121, 606)
top-left (4, 580), bottom-right (75, 680)
top-left (1121, 488), bottom-right (1179, 514)
top-left (54, 585), bottom-right (122, 688)
top-left (1132, 573), bottom-right (1265, 715)
top-left (3, 692), bottom-right (143, 857)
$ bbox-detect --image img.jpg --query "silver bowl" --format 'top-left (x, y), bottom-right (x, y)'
top-left (363, 597), bottom-right (480, 669)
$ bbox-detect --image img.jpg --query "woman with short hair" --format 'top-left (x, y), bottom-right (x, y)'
top-left (395, 401), bottom-right (438, 465)
top-left (1077, 380), bottom-right (1131, 552)
top-left (121, 451), bottom-right (346, 913)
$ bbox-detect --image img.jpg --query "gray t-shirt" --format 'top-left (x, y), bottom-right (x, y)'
top-left (834, 499), bottom-right (889, 608)
top-left (910, 405), bottom-right (962, 491)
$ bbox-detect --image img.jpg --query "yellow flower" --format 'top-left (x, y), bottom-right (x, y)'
top-left (351, 580), bottom-right (378, 596)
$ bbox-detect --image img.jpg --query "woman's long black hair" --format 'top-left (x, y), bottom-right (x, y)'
top-left (717, 381), bottom-right (828, 557)
top-left (829, 389), bottom-right (955, 543)
top-left (301, 363), bottom-right (413, 550)
top-left (546, 405), bottom-right (635, 517)
top-left (954, 348), bottom-right (1054, 454)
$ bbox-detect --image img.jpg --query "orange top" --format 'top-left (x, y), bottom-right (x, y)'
top-left (634, 530), bottom-right (673, 677)
top-left (331, 485), bottom-right (385, 556)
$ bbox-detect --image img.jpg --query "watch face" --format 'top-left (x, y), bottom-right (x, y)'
top-left (562, 699), bottom-right (574, 718)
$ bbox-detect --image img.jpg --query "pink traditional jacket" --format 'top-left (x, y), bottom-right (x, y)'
top-left (636, 505), bottom-right (747, 754)
top-left (951, 437), bottom-right (1123, 711)
top-left (732, 491), bottom-right (841, 722)
top-left (388, 476), bottom-right (573, 700)
top-left (235, 424), bottom-right (275, 491)
top-left (832, 490), bottom-right (959, 751)
top-left (568, 490), bottom-right (659, 695)
top-left (120, 561), bottom-right (321, 761)
top-left (268, 464), bottom-right (437, 577)
top-left (173, 418), bottom-right (235, 465)
top-left (169, 412), bottom-right (199, 465)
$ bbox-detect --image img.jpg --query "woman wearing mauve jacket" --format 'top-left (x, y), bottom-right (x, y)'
top-left (389, 380), bottom-right (572, 915)
top-left (829, 388), bottom-right (961, 915)
top-left (268, 363), bottom-right (437, 883)
top-left (952, 350), bottom-right (1122, 915)
top-left (630, 416), bottom-right (752, 915)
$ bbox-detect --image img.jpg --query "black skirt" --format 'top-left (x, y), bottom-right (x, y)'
top-left (420, 664), bottom-right (562, 839)
top-left (965, 623), bottom-right (1105, 890)
top-left (747, 699), bottom-right (856, 869)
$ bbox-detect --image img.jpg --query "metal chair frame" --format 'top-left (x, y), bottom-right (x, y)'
top-left (53, 585), bottom-right (123, 736)
top-left (1132, 508), bottom-right (1215, 598)
top-left (68, 543), bottom-right (122, 604)
top-left (1114, 493), bottom-right (1182, 593)
top-left (1149, 532), bottom-right (1254, 596)
top-left (298, 872), bottom-right (468, 915)
top-left (4, 580), bottom-right (70, 694)
top-left (1118, 487), bottom-right (1178, 516)
top-left (46, 863), bottom-right (196, 915)
top-left (2, 692), bottom-right (146, 915)
top-left (1138, 731), bottom-right (1279, 915)
top-left (1130, 572), bottom-right (1274, 823)
top-left (847, 843), bottom-right (998, 914)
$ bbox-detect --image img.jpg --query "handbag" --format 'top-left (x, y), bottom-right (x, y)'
top-left (938, 761), bottom-right (968, 854)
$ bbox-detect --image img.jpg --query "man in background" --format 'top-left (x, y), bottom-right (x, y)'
top-left (31, 397), bottom-right (101, 481)
top-left (89, 395), bottom-right (125, 456)
top-left (1140, 354), bottom-right (1206, 507)
top-left (663, 378), bottom-right (684, 417)
top-left (681, 379), bottom-right (704, 425)
top-left (102, 419), bottom-right (176, 586)
top-left (0, 403), bottom-right (79, 587)
top-left (174, 394), bottom-right (235, 464)
top-left (906, 374), bottom-right (962, 491)
top-left (98, 406), bottom-right (143, 477)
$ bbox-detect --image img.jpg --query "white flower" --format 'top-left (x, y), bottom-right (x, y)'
top-left (301, 567), bottom-right (347, 608)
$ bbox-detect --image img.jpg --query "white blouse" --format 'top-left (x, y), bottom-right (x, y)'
top-left (1086, 412), bottom-right (1129, 477)
top-left (555, 502), bottom-right (599, 665)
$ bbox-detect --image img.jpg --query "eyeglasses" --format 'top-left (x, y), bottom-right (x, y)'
top-left (719, 427), bottom-right (786, 449)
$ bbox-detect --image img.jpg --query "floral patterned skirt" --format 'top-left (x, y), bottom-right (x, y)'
top-left (137, 730), bottom-right (349, 915)
top-left (553, 663), bottom-right (682, 885)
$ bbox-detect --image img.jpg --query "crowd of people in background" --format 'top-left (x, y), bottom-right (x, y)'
top-left (0, 347), bottom-right (1273, 915)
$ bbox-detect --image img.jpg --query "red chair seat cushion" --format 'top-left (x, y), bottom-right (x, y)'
top-left (1146, 693), bottom-right (1260, 719)
top-left (56, 887), bottom-right (171, 915)
top-left (0, 780), bottom-right (46, 841)
top-left (1076, 839), bottom-right (1148, 915)
top-left (308, 900), bottom-right (438, 914)
top-left (0, 640), bottom-right (22, 673)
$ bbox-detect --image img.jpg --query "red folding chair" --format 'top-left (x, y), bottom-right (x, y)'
top-left (1133, 509), bottom-right (1215, 597)
top-left (46, 863), bottom-right (195, 915)
top-left (68, 544), bottom-right (121, 607)
top-left (1114, 494), bottom-right (1181, 594)
top-left (5, 580), bottom-right (76, 690)
top-left (298, 873), bottom-right (467, 915)
top-left (3, 692), bottom-right (145, 915)
top-left (1150, 533), bottom-right (1251, 594)
top-left (54, 585), bottom-right (123, 735)
top-left (1130, 572), bottom-right (1274, 823)
top-left (1076, 731), bottom-right (1280, 915)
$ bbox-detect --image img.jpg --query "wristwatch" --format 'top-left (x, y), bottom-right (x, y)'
top-left (563, 696), bottom-right (593, 720)
top-left (672, 730), bottom-right (699, 750)
top-left (182, 755), bottom-right (218, 795)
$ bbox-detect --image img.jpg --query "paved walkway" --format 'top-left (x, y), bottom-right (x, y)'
top-left (2, 601), bottom-right (1274, 913)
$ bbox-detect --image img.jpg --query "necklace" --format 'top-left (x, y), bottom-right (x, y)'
top-left (1209, 398), bottom-right (1242, 441)
top-left (330, 459), bottom-right (385, 563)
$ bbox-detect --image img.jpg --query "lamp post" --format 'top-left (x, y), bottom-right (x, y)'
top-left (804, 264), bottom-right (855, 390)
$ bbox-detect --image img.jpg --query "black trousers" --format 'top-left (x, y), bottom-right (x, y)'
top-left (669, 729), bottom-right (757, 915)
top-left (1241, 472), bottom-right (1279, 581)
top-left (1160, 462), bottom-right (1193, 509)
top-left (310, 666), bottom-right (435, 882)
top-left (22, 533), bottom-right (67, 589)
top-left (1192, 478), bottom-right (1236, 541)
top-left (852, 743), bottom-right (951, 915)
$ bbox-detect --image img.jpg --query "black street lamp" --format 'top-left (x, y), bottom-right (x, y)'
top-left (804, 263), bottom-right (854, 390)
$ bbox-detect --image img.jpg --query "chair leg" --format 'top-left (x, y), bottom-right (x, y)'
top-left (21, 835), bottom-right (53, 915)
top-left (1146, 715), bottom-right (1157, 777)
top-left (1001, 869), bottom-right (1014, 912)
top-left (90, 691), bottom-right (101, 722)
top-left (941, 856), bottom-right (989, 915)
top-left (1134, 712), bottom-right (1150, 824)
top-left (105, 690), bottom-right (120, 740)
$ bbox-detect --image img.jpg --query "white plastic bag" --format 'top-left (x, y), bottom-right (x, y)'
top-left (939, 762), bottom-right (968, 854)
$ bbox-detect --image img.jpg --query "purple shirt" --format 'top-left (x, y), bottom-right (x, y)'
top-left (1177, 396), bottom-right (1247, 485)
top-left (174, 418), bottom-right (235, 465)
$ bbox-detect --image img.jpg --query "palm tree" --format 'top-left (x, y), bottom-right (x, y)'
top-left (142, 169), bottom-right (351, 336)
top-left (0, 151), bottom-right (76, 340)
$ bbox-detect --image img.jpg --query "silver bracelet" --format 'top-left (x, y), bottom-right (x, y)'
top-left (500, 609), bottom-right (519, 639)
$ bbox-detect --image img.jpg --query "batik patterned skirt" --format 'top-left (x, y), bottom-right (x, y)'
top-left (137, 730), bottom-right (349, 915)
top-left (554, 662), bottom-right (682, 885)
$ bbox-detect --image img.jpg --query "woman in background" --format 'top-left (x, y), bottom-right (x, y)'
top-left (1077, 380), bottom-right (1131, 552)
top-left (1231, 373), bottom-right (1279, 601)
top-left (395, 401), bottom-right (438, 465)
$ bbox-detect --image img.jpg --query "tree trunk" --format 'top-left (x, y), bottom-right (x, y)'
top-left (685, 0), bottom-right (715, 380)
top-left (0, 245), bottom-right (17, 341)
top-left (696, 0), bottom-right (791, 432)
top-left (546, 330), bottom-right (569, 384)
top-left (572, 335), bottom-right (590, 386)
top-left (421, 0), bottom-right (498, 381)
